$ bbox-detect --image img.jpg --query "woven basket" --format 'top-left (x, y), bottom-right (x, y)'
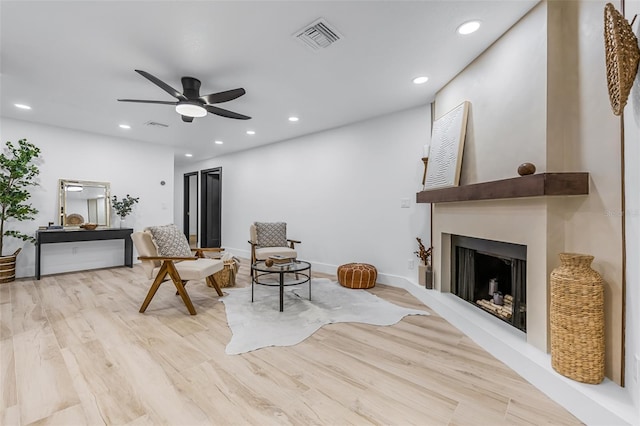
top-left (213, 259), bottom-right (239, 288)
top-left (550, 253), bottom-right (605, 384)
top-left (0, 249), bottom-right (21, 284)
top-left (604, 3), bottom-right (640, 116)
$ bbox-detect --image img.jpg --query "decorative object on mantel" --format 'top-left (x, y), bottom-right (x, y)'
top-left (604, 2), bottom-right (640, 116)
top-left (517, 162), bottom-right (536, 176)
top-left (421, 143), bottom-right (430, 189)
top-left (550, 252), bottom-right (605, 384)
top-left (414, 237), bottom-right (433, 289)
top-left (112, 194), bottom-right (139, 228)
top-left (0, 139), bottom-right (41, 283)
top-left (423, 101), bottom-right (470, 190)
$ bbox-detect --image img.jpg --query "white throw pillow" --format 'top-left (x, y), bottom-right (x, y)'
top-left (147, 224), bottom-right (192, 257)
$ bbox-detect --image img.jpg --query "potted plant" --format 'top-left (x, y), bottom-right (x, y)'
top-left (0, 139), bottom-right (41, 283)
top-left (112, 194), bottom-right (139, 228)
top-left (414, 237), bottom-right (433, 289)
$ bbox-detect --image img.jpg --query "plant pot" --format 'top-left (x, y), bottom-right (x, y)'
top-left (0, 248), bottom-right (21, 284)
top-left (418, 262), bottom-right (433, 289)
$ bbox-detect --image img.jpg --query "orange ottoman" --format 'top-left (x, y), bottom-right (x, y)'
top-left (337, 263), bottom-right (377, 289)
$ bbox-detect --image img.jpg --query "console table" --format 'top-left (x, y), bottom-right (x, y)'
top-left (35, 228), bottom-right (133, 279)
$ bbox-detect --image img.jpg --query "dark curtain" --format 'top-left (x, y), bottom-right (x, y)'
top-left (512, 258), bottom-right (527, 332)
top-left (455, 247), bottom-right (475, 301)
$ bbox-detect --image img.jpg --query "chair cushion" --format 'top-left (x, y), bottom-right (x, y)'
top-left (255, 247), bottom-right (297, 260)
top-left (151, 258), bottom-right (224, 281)
top-left (255, 222), bottom-right (287, 248)
top-left (147, 224), bottom-right (192, 257)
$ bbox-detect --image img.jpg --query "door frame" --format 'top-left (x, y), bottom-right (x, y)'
top-left (200, 167), bottom-right (222, 248)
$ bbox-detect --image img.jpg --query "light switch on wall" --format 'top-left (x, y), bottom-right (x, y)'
top-left (400, 198), bottom-right (410, 208)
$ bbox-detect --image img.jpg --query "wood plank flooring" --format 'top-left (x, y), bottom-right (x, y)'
top-left (0, 262), bottom-right (581, 425)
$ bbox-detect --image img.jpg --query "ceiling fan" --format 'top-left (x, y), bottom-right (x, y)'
top-left (118, 69), bottom-right (251, 122)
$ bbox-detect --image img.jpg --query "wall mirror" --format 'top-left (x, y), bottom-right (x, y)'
top-left (58, 179), bottom-right (111, 227)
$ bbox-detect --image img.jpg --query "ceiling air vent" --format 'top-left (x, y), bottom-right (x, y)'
top-left (294, 18), bottom-right (342, 51)
top-left (145, 121), bottom-right (169, 128)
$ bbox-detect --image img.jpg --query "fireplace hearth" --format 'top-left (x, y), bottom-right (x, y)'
top-left (451, 235), bottom-right (527, 332)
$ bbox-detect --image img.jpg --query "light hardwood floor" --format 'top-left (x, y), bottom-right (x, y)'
top-left (0, 262), bottom-right (581, 425)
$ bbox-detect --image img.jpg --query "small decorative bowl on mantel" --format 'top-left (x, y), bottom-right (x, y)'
top-left (80, 223), bottom-right (98, 230)
top-left (517, 162), bottom-right (536, 176)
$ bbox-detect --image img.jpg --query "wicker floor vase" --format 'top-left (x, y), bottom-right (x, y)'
top-left (550, 253), bottom-right (605, 384)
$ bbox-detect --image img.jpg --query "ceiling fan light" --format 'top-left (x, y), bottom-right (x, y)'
top-left (176, 102), bottom-right (207, 118)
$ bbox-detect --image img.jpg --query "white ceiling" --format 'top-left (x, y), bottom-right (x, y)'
top-left (0, 0), bottom-right (538, 166)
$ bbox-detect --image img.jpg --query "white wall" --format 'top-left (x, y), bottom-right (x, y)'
top-left (0, 117), bottom-right (175, 278)
top-left (175, 106), bottom-right (432, 282)
top-left (624, 0), bottom-right (640, 416)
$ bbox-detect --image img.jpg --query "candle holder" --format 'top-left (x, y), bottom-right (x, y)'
top-left (421, 157), bottom-right (429, 188)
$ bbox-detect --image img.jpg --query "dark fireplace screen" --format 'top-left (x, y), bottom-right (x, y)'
top-left (451, 235), bottom-right (526, 332)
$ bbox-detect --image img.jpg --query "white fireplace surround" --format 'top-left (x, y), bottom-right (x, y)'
top-left (407, 196), bottom-right (633, 424)
top-left (432, 196), bottom-right (565, 352)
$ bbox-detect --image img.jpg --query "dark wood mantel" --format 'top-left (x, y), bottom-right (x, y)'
top-left (416, 172), bottom-right (589, 204)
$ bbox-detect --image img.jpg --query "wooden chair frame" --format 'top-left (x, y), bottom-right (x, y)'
top-left (138, 247), bottom-right (224, 315)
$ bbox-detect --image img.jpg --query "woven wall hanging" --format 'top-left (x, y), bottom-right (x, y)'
top-left (604, 3), bottom-right (640, 116)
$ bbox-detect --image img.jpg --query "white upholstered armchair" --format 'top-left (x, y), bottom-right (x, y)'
top-left (248, 222), bottom-right (301, 265)
top-left (131, 224), bottom-right (225, 315)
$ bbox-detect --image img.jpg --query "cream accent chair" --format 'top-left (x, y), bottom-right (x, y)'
top-left (248, 222), bottom-right (300, 266)
top-left (131, 230), bottom-right (225, 315)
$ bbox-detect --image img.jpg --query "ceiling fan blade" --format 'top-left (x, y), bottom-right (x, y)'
top-left (204, 105), bottom-right (251, 120)
top-left (135, 69), bottom-right (187, 101)
top-left (181, 115), bottom-right (194, 123)
top-left (117, 99), bottom-right (177, 105)
top-left (201, 88), bottom-right (246, 105)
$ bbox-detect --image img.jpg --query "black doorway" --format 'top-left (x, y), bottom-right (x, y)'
top-left (201, 167), bottom-right (222, 248)
top-left (183, 172), bottom-right (198, 247)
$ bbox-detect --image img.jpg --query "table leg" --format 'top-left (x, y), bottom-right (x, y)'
top-left (124, 237), bottom-right (133, 267)
top-left (279, 271), bottom-right (284, 312)
top-left (251, 269), bottom-right (255, 302)
top-left (308, 267), bottom-right (311, 300)
top-left (35, 242), bottom-right (41, 280)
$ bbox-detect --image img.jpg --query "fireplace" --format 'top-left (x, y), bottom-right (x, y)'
top-left (451, 235), bottom-right (527, 332)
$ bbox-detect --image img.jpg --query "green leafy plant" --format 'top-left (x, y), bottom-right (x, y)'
top-left (0, 139), bottom-right (41, 256)
top-left (112, 194), bottom-right (139, 219)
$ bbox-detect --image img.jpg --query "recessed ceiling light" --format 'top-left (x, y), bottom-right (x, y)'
top-left (246, 130), bottom-right (256, 135)
top-left (185, 153), bottom-right (193, 157)
top-left (119, 124), bottom-right (131, 129)
top-left (14, 103), bottom-right (31, 110)
top-left (413, 76), bottom-right (429, 85)
top-left (214, 140), bottom-right (223, 145)
top-left (288, 116), bottom-right (299, 122)
top-left (457, 20), bottom-right (481, 35)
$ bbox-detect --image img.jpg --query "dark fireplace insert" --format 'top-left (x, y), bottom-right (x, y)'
top-left (451, 235), bottom-right (527, 332)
